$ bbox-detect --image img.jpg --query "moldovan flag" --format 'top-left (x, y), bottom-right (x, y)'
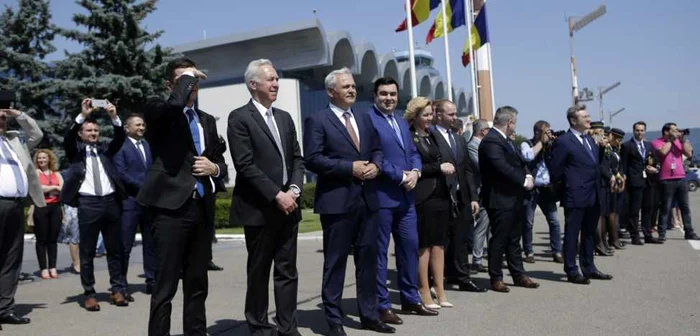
top-left (426, 0), bottom-right (465, 44)
top-left (462, 3), bottom-right (490, 66)
top-left (396, 0), bottom-right (441, 32)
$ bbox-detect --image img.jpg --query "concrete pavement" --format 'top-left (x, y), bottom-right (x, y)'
top-left (5, 193), bottom-right (700, 335)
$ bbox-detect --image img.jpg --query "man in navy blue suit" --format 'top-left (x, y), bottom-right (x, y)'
top-left (304, 68), bottom-right (395, 336)
top-left (549, 105), bottom-right (613, 285)
top-left (113, 113), bottom-right (156, 299)
top-left (367, 77), bottom-right (437, 326)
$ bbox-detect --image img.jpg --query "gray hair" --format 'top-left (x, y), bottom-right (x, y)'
top-left (566, 104), bottom-right (586, 126)
top-left (244, 58), bottom-right (274, 90)
top-left (493, 106), bottom-right (518, 127)
top-left (325, 67), bottom-right (352, 89)
top-left (473, 118), bottom-right (490, 134)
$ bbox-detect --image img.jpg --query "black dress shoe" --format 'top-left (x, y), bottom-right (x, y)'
top-left (379, 309), bottom-right (403, 325)
top-left (567, 274), bottom-right (591, 285)
top-left (208, 261), bottom-right (224, 271)
top-left (552, 253), bottom-right (564, 263)
top-left (685, 233), bottom-right (700, 240)
top-left (472, 263), bottom-right (487, 272)
top-left (630, 238), bottom-right (644, 245)
top-left (586, 270), bottom-right (613, 280)
top-left (459, 281), bottom-right (488, 293)
top-left (658, 236), bottom-right (667, 242)
top-left (469, 268), bottom-right (479, 275)
top-left (400, 303), bottom-right (439, 316)
top-left (146, 283), bottom-right (154, 295)
top-left (645, 237), bottom-right (663, 244)
top-left (18, 273), bottom-right (34, 282)
top-left (327, 324), bottom-right (347, 336)
top-left (125, 292), bottom-right (135, 302)
top-left (595, 247), bottom-right (613, 256)
top-left (0, 313), bottom-right (30, 324)
top-left (361, 321), bottom-right (396, 334)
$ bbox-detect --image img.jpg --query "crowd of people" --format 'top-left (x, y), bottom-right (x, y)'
top-left (0, 57), bottom-right (697, 335)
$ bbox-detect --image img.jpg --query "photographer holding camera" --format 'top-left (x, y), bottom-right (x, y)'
top-left (651, 123), bottom-right (699, 240)
top-left (519, 120), bottom-right (563, 264)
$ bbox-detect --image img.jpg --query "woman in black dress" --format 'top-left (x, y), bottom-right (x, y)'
top-left (595, 129), bottom-right (615, 256)
top-left (607, 128), bottom-right (626, 249)
top-left (404, 97), bottom-right (455, 309)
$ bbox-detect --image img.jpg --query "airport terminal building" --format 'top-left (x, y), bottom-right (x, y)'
top-left (173, 19), bottom-right (474, 184)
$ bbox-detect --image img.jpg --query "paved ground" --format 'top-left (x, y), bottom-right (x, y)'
top-left (5, 193), bottom-right (700, 335)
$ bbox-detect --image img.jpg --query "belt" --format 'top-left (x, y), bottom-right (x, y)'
top-left (79, 193), bottom-right (115, 200)
top-left (0, 196), bottom-right (25, 202)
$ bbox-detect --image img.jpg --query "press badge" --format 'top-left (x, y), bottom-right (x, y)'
top-left (642, 170), bottom-right (647, 179)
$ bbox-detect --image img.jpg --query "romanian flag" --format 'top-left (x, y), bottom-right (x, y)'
top-left (462, 4), bottom-right (490, 66)
top-left (426, 0), bottom-right (465, 44)
top-left (396, 0), bottom-right (441, 32)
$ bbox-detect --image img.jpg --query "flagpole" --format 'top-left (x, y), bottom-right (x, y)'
top-left (484, 1), bottom-right (496, 111)
top-left (440, 0), bottom-right (453, 101)
top-left (405, 0), bottom-right (418, 97)
top-left (465, 0), bottom-right (479, 118)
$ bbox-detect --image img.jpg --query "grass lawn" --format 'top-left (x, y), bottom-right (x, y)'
top-left (215, 209), bottom-right (321, 235)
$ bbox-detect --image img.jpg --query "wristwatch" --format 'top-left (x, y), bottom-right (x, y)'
top-left (289, 184), bottom-right (301, 197)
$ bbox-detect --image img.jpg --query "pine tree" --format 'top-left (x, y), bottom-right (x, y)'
top-left (52, 0), bottom-right (175, 120)
top-left (0, 0), bottom-right (63, 152)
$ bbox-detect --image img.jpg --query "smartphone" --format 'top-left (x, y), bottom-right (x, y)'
top-left (91, 99), bottom-right (108, 108)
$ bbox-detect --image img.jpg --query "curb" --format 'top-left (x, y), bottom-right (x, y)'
top-left (23, 233), bottom-right (324, 242)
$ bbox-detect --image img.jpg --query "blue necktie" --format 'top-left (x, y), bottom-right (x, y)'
top-left (388, 114), bottom-right (404, 148)
top-left (448, 130), bottom-right (457, 159)
top-left (580, 134), bottom-right (596, 162)
top-left (186, 109), bottom-right (205, 197)
top-left (0, 137), bottom-right (26, 196)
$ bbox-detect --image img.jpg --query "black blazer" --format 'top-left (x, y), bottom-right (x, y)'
top-left (136, 75), bottom-right (227, 214)
top-left (620, 139), bottom-right (658, 188)
top-left (599, 146), bottom-right (614, 188)
top-left (412, 129), bottom-right (448, 205)
top-left (478, 129), bottom-right (530, 209)
top-left (430, 126), bottom-right (478, 205)
top-left (227, 100), bottom-right (305, 227)
top-left (60, 120), bottom-right (127, 207)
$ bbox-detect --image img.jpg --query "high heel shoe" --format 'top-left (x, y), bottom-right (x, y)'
top-left (49, 269), bottom-right (59, 279)
top-left (40, 270), bottom-right (50, 280)
top-left (424, 303), bottom-right (441, 310)
top-left (439, 301), bottom-right (453, 308)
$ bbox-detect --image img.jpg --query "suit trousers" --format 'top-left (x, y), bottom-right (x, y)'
top-left (121, 203), bottom-right (156, 287)
top-left (377, 204), bottom-right (420, 311)
top-left (149, 197), bottom-right (210, 336)
top-left (445, 203), bottom-right (475, 284)
top-left (77, 195), bottom-right (125, 296)
top-left (243, 216), bottom-right (299, 336)
top-left (33, 202), bottom-right (62, 270)
top-left (625, 186), bottom-right (654, 239)
top-left (0, 199), bottom-right (24, 317)
top-left (486, 206), bottom-right (525, 282)
top-left (320, 199), bottom-right (379, 327)
top-left (563, 206), bottom-right (599, 277)
top-left (472, 207), bottom-right (490, 265)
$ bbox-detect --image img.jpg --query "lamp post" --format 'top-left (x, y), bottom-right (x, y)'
top-left (598, 81), bottom-right (621, 122)
top-left (568, 4), bottom-right (607, 106)
top-left (609, 107), bottom-right (625, 126)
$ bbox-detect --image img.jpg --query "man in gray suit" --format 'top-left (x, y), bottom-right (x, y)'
top-left (466, 118), bottom-right (490, 273)
top-left (0, 107), bottom-right (44, 329)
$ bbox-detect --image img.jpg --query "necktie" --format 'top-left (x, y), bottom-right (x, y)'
top-left (638, 141), bottom-right (646, 158)
top-left (580, 134), bottom-right (596, 162)
top-left (89, 147), bottom-right (103, 196)
top-left (136, 140), bottom-right (147, 167)
top-left (447, 130), bottom-right (457, 159)
top-left (0, 137), bottom-right (26, 196)
top-left (343, 112), bottom-right (360, 150)
top-left (265, 110), bottom-right (288, 184)
top-left (186, 109), bottom-right (205, 197)
top-left (387, 114), bottom-right (404, 148)
top-left (507, 139), bottom-right (517, 153)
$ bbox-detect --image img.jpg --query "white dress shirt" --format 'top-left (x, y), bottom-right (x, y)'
top-left (74, 114), bottom-right (120, 196)
top-left (434, 125), bottom-right (453, 149)
top-left (0, 136), bottom-right (28, 197)
top-left (329, 103), bottom-right (360, 144)
top-left (183, 105), bottom-right (218, 192)
top-left (128, 137), bottom-right (147, 163)
top-left (569, 128), bottom-right (593, 151)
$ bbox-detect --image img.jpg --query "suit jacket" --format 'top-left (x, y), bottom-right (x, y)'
top-left (136, 75), bottom-right (227, 215)
top-left (61, 118), bottom-right (126, 207)
top-left (549, 130), bottom-right (603, 208)
top-left (303, 107), bottom-right (383, 215)
top-left (367, 107), bottom-right (421, 209)
top-left (2, 112), bottom-right (45, 207)
top-left (430, 126), bottom-right (478, 205)
top-left (478, 129), bottom-right (529, 209)
top-left (113, 137), bottom-right (152, 210)
top-left (620, 138), bottom-right (658, 188)
top-left (412, 129), bottom-right (447, 206)
top-left (227, 100), bottom-right (305, 227)
top-left (466, 136), bottom-right (482, 191)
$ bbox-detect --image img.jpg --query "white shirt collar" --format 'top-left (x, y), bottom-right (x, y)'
top-left (492, 127), bottom-right (508, 140)
top-left (435, 125), bottom-right (449, 135)
top-left (183, 106), bottom-right (198, 120)
top-left (128, 136), bottom-right (142, 145)
top-left (251, 98), bottom-right (272, 117)
top-left (329, 103), bottom-right (352, 118)
top-left (570, 128), bottom-right (585, 138)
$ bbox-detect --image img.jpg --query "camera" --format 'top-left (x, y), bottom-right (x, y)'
top-left (680, 129), bottom-right (690, 136)
top-left (0, 90), bottom-right (16, 109)
top-left (551, 130), bottom-right (566, 137)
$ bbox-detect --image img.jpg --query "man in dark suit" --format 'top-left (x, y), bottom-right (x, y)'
top-left (227, 59), bottom-right (305, 336)
top-left (138, 58), bottom-right (227, 335)
top-left (0, 107), bottom-right (44, 328)
top-left (62, 98), bottom-right (128, 310)
top-left (478, 106), bottom-right (539, 293)
top-left (367, 77), bottom-right (437, 326)
top-left (431, 100), bottom-right (486, 293)
top-left (112, 113), bottom-right (156, 299)
top-left (304, 68), bottom-right (394, 336)
top-left (619, 121), bottom-right (663, 245)
top-left (549, 105), bottom-right (613, 285)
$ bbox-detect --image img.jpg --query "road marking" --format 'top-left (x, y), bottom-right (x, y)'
top-left (688, 240), bottom-right (700, 250)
